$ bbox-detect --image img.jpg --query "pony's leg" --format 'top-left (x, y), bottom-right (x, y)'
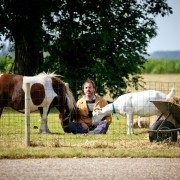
top-left (39, 106), bottom-right (51, 134)
top-left (0, 108), bottom-right (4, 118)
top-left (126, 113), bottom-right (134, 135)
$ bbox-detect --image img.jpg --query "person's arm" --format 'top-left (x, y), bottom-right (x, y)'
top-left (76, 98), bottom-right (91, 129)
top-left (102, 100), bottom-right (112, 124)
top-left (103, 114), bottom-right (112, 124)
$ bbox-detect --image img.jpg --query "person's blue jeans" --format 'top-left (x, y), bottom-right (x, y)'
top-left (68, 120), bottom-right (109, 134)
top-left (90, 120), bottom-right (109, 134)
top-left (68, 122), bottom-right (88, 134)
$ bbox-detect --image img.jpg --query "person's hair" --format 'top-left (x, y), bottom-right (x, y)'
top-left (82, 78), bottom-right (96, 92)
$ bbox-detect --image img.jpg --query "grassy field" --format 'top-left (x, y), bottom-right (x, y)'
top-left (0, 74), bottom-right (180, 158)
top-left (143, 59), bottom-right (180, 74)
top-left (142, 74), bottom-right (180, 83)
top-left (0, 109), bottom-right (180, 158)
top-left (141, 74), bottom-right (180, 97)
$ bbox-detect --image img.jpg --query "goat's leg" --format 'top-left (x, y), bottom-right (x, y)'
top-left (39, 107), bottom-right (51, 134)
top-left (126, 113), bottom-right (134, 135)
top-left (137, 116), bottom-right (142, 128)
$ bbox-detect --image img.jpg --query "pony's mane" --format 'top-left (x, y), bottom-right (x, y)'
top-left (64, 83), bottom-right (76, 111)
top-left (35, 72), bottom-right (76, 111)
top-left (36, 72), bottom-right (62, 78)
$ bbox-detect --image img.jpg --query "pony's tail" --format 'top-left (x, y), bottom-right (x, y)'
top-left (64, 83), bottom-right (76, 111)
top-left (166, 87), bottom-right (175, 100)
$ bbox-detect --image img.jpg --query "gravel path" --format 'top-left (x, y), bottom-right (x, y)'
top-left (0, 158), bottom-right (180, 180)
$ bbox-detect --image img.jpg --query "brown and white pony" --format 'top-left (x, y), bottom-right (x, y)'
top-left (0, 72), bottom-right (76, 133)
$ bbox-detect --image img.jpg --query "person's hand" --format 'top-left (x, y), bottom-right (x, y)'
top-left (92, 106), bottom-right (102, 116)
top-left (81, 123), bottom-right (89, 130)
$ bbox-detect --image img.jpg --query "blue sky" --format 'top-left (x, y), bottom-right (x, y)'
top-left (147, 0), bottom-right (180, 53)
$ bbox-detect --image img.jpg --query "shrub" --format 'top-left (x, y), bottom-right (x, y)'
top-left (0, 56), bottom-right (14, 73)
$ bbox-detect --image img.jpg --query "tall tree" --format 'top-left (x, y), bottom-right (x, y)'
top-left (0, 0), bottom-right (53, 75)
top-left (0, 0), bottom-right (172, 97)
top-left (41, 0), bottom-right (172, 98)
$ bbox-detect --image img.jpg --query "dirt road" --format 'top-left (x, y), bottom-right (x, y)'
top-left (0, 158), bottom-right (180, 180)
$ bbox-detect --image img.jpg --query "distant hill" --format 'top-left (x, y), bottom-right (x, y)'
top-left (149, 51), bottom-right (180, 59)
top-left (1, 44), bottom-right (180, 59)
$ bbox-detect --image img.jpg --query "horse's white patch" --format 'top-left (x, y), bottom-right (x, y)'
top-left (22, 75), bottom-right (57, 111)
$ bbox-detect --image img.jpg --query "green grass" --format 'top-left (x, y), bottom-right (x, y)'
top-left (0, 108), bottom-right (180, 158)
top-left (143, 59), bottom-right (180, 74)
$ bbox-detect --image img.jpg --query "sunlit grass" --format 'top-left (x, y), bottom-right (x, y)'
top-left (0, 108), bottom-right (180, 158)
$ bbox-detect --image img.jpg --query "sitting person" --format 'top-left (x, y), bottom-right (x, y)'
top-left (68, 78), bottom-right (112, 134)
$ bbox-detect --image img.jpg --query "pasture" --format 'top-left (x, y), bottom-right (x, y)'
top-left (0, 74), bottom-right (180, 158)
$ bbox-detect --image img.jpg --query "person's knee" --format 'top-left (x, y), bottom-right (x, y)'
top-left (91, 121), bottom-right (109, 134)
top-left (68, 122), bottom-right (88, 134)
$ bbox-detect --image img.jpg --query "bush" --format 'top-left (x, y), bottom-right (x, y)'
top-left (0, 56), bottom-right (14, 73)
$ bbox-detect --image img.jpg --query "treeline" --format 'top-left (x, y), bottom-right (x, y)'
top-left (1, 57), bottom-right (180, 74)
top-left (142, 59), bottom-right (180, 74)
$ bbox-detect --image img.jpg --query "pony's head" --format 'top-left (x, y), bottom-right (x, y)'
top-left (50, 76), bottom-right (77, 133)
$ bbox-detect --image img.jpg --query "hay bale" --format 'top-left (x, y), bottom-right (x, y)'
top-left (169, 96), bottom-right (180, 106)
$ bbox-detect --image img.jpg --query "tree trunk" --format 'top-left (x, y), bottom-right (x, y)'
top-left (13, 35), bottom-right (43, 76)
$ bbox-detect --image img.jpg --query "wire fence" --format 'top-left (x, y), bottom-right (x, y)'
top-left (0, 81), bottom-right (180, 148)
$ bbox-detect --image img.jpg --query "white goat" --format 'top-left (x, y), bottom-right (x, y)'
top-left (92, 88), bottom-right (175, 135)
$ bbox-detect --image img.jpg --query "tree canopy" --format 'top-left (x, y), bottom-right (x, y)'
top-left (0, 0), bottom-right (172, 98)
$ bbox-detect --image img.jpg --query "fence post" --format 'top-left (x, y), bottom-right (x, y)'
top-left (25, 83), bottom-right (30, 146)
